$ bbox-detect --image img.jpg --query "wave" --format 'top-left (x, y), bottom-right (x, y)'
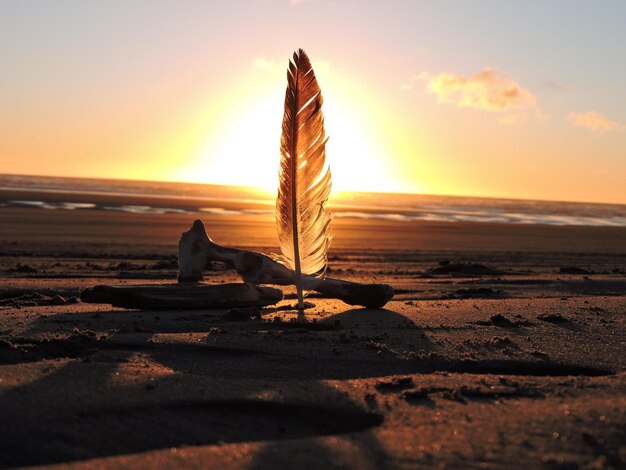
top-left (1, 174), bottom-right (625, 227)
top-left (4, 199), bottom-right (625, 227)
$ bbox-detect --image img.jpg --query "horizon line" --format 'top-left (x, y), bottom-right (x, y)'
top-left (0, 172), bottom-right (624, 208)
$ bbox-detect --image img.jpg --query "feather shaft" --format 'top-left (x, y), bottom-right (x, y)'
top-left (289, 71), bottom-right (304, 308)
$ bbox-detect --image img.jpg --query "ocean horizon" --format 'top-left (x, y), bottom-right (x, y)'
top-left (1, 173), bottom-right (624, 227)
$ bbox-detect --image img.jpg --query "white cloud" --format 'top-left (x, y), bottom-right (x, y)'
top-left (254, 57), bottom-right (275, 71)
top-left (427, 68), bottom-right (536, 112)
top-left (413, 72), bottom-right (431, 81)
top-left (567, 111), bottom-right (619, 133)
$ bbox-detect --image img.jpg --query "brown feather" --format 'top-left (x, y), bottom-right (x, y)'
top-left (276, 49), bottom-right (332, 309)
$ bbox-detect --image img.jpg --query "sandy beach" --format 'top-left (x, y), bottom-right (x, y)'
top-left (1, 189), bottom-right (625, 469)
top-left (3, 1), bottom-right (625, 467)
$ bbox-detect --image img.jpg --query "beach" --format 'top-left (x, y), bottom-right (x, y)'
top-left (2, 0), bottom-right (625, 467)
top-left (1, 186), bottom-right (625, 469)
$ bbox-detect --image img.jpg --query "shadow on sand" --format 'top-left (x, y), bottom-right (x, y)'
top-left (0, 305), bottom-right (415, 468)
top-left (0, 301), bottom-right (615, 468)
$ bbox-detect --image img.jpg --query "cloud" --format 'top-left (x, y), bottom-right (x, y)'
top-left (567, 111), bottom-right (619, 133)
top-left (427, 68), bottom-right (536, 111)
top-left (400, 72), bottom-right (429, 91)
top-left (254, 57), bottom-right (275, 71)
top-left (413, 72), bottom-right (431, 81)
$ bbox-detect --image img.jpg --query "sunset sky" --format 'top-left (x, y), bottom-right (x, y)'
top-left (1, 1), bottom-right (625, 204)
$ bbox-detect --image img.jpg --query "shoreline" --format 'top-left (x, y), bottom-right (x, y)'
top-left (2, 187), bottom-right (625, 228)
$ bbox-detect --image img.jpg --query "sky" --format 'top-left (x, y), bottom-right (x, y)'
top-left (0, 0), bottom-right (625, 204)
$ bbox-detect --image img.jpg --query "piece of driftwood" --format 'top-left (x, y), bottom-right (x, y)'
top-left (178, 220), bottom-right (395, 308)
top-left (81, 283), bottom-right (283, 310)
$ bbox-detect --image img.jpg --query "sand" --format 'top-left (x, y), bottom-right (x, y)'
top-left (1, 192), bottom-right (625, 469)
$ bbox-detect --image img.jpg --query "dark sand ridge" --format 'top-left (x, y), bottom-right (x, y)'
top-left (2, 204), bottom-right (625, 254)
top-left (0, 202), bottom-right (625, 468)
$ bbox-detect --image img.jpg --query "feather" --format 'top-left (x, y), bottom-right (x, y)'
top-left (276, 49), bottom-right (332, 309)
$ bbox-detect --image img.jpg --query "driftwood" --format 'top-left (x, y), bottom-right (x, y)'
top-left (178, 220), bottom-right (394, 308)
top-left (81, 283), bottom-right (283, 310)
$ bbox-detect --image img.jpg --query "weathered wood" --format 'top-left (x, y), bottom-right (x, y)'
top-left (178, 220), bottom-right (395, 308)
top-left (80, 283), bottom-right (283, 310)
top-left (310, 279), bottom-right (394, 309)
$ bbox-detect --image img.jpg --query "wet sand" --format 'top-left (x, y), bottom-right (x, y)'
top-left (0, 193), bottom-right (625, 469)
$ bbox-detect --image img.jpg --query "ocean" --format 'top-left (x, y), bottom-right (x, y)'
top-left (0, 173), bottom-right (624, 227)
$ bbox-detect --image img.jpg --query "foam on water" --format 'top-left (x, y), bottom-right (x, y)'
top-left (10, 200), bottom-right (97, 210)
top-left (1, 174), bottom-right (625, 227)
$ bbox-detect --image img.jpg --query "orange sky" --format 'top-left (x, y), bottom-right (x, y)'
top-left (1, 1), bottom-right (625, 204)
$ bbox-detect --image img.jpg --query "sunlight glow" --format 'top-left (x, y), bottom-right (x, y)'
top-left (175, 63), bottom-right (403, 195)
top-left (3, 2), bottom-right (626, 204)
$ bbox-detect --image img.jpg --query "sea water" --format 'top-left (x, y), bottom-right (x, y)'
top-left (1, 174), bottom-right (624, 227)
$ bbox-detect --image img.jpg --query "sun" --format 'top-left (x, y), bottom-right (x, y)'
top-left (174, 63), bottom-right (400, 195)
top-left (188, 90), bottom-right (284, 191)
